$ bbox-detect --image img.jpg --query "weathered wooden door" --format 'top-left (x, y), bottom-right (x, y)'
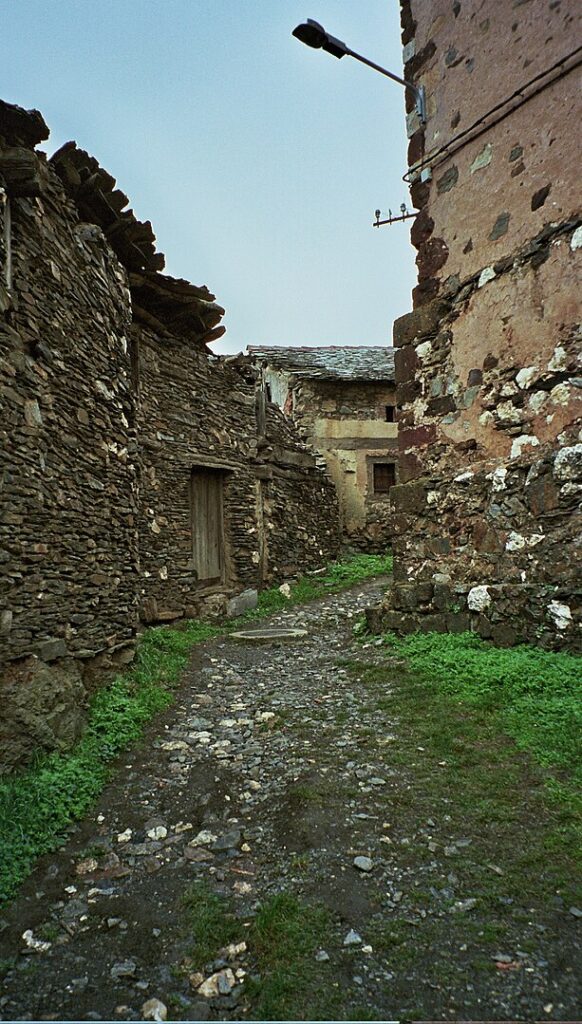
top-left (191, 469), bottom-right (225, 582)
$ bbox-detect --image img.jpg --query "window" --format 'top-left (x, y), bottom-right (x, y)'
top-left (190, 468), bottom-right (226, 582)
top-left (373, 462), bottom-right (396, 494)
top-left (385, 405), bottom-right (395, 422)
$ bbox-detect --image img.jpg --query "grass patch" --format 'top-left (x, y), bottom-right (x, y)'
top-left (0, 622), bottom-right (220, 905)
top-left (182, 881), bottom-right (242, 968)
top-left (246, 892), bottom-right (338, 1021)
top-left (182, 886), bottom-right (340, 1020)
top-left (351, 635), bottom-right (581, 905)
top-left (382, 631), bottom-right (581, 794)
top-left (237, 552), bottom-right (393, 621)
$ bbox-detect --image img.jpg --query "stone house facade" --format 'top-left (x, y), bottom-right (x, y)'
top-left (369, 0), bottom-right (581, 650)
top-left (247, 347), bottom-right (398, 550)
top-left (0, 100), bottom-right (340, 771)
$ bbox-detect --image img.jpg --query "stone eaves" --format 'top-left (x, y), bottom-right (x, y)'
top-left (247, 345), bottom-right (395, 382)
top-left (0, 99), bottom-right (225, 348)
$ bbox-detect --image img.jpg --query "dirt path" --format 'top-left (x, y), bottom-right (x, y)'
top-left (0, 578), bottom-right (579, 1022)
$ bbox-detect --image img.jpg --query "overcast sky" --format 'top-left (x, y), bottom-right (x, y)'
top-left (2, 0), bottom-right (416, 353)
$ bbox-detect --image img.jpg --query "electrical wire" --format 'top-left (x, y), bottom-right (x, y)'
top-left (404, 44), bottom-right (582, 183)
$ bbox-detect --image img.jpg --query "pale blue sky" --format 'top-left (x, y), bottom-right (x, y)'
top-left (1, 0), bottom-right (416, 353)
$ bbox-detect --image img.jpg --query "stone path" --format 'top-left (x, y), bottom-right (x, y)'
top-left (0, 578), bottom-right (579, 1022)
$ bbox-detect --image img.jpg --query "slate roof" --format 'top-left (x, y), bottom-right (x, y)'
top-left (247, 346), bottom-right (395, 382)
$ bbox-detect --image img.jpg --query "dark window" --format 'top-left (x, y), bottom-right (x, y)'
top-left (373, 462), bottom-right (396, 494)
top-left (385, 405), bottom-right (395, 422)
top-left (190, 468), bottom-right (225, 581)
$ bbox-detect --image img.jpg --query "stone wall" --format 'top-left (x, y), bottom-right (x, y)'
top-left (135, 334), bottom-right (340, 624)
top-left (369, 1), bottom-right (581, 649)
top-left (258, 401), bottom-right (341, 578)
top-left (0, 100), bottom-right (340, 770)
top-left (0, 105), bottom-right (138, 770)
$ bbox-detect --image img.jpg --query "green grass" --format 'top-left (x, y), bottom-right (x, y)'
top-left (382, 631), bottom-right (581, 791)
top-left (237, 552), bottom-right (393, 620)
top-left (0, 621), bottom-right (219, 905)
top-left (182, 881), bottom-right (242, 968)
top-left (0, 553), bottom-right (391, 906)
top-left (183, 884), bottom-right (339, 1020)
top-left (246, 892), bottom-right (338, 1020)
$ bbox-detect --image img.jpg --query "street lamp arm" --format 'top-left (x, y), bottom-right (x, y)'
top-left (292, 20), bottom-right (426, 124)
top-left (346, 47), bottom-right (426, 122)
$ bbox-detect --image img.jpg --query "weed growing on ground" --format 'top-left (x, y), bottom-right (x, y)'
top-left (182, 883), bottom-right (340, 1019)
top-left (182, 882), bottom-right (242, 968)
top-left (236, 552), bottom-right (393, 621)
top-left (383, 631), bottom-right (581, 791)
top-left (245, 892), bottom-right (337, 1020)
top-left (0, 623), bottom-right (220, 904)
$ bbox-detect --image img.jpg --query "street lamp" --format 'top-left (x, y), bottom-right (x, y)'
top-left (292, 19), bottom-right (426, 124)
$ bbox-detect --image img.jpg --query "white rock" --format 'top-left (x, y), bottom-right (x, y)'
top-left (490, 466), bottom-right (507, 492)
top-left (505, 532), bottom-right (526, 551)
top-left (315, 949), bottom-right (330, 962)
top-left (190, 829), bottom-right (217, 847)
top-left (22, 929), bottom-right (51, 953)
top-left (547, 601), bottom-right (572, 631)
top-left (225, 941), bottom-right (247, 958)
top-left (454, 471), bottom-right (474, 483)
top-left (528, 391), bottom-right (547, 413)
top-left (478, 266), bottom-right (496, 288)
top-left (233, 880), bottom-right (252, 895)
top-left (496, 400), bottom-right (522, 424)
top-left (147, 826), bottom-right (167, 841)
top-left (353, 856), bottom-right (374, 872)
top-left (117, 828), bottom-right (132, 844)
top-left (278, 582), bottom-right (292, 598)
top-left (570, 225), bottom-right (582, 250)
top-left (549, 382), bottom-right (571, 406)
top-left (467, 585), bottom-right (491, 612)
top-left (516, 366), bottom-right (538, 389)
top-left (547, 345), bottom-right (567, 371)
top-left (554, 444), bottom-right (582, 481)
top-left (141, 998), bottom-right (168, 1021)
top-left (198, 968), bottom-right (236, 998)
top-left (510, 434), bottom-right (540, 460)
top-left (343, 929), bottom-right (362, 946)
top-left (470, 143), bottom-right (493, 173)
top-left (416, 340), bottom-right (432, 360)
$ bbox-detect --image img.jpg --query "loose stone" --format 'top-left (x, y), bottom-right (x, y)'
top-left (353, 856), bottom-right (373, 873)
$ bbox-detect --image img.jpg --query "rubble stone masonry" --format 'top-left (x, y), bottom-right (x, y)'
top-left (0, 101), bottom-right (339, 771)
top-left (369, 0), bottom-right (581, 649)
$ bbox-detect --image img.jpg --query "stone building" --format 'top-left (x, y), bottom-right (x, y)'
top-left (0, 100), bottom-right (340, 770)
top-left (247, 346), bottom-right (398, 549)
top-left (369, 0), bottom-right (581, 649)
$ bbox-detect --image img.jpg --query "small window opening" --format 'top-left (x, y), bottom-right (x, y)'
top-left (373, 462), bottom-right (396, 494)
top-left (385, 405), bottom-right (395, 422)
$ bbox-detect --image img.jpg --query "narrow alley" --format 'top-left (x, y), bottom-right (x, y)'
top-left (0, 578), bottom-right (579, 1022)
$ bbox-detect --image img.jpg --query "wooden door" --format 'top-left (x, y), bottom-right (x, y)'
top-left (191, 469), bottom-right (224, 582)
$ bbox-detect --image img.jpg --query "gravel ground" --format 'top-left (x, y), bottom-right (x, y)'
top-left (0, 577), bottom-right (579, 1022)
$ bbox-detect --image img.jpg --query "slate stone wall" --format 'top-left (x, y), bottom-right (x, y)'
top-left (370, 1), bottom-right (582, 649)
top-left (135, 324), bottom-right (259, 623)
top-left (0, 140), bottom-right (138, 770)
